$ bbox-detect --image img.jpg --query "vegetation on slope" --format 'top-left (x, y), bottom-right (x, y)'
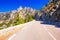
top-left (0, 12), bottom-right (33, 30)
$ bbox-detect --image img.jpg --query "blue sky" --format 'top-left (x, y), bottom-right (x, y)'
top-left (0, 0), bottom-right (48, 12)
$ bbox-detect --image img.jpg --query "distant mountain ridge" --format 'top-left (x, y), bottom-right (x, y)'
top-left (0, 6), bottom-right (38, 29)
top-left (0, 6), bottom-right (35, 20)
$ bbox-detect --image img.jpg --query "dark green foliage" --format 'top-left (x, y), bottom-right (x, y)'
top-left (6, 22), bottom-right (11, 27)
top-left (25, 15), bottom-right (33, 22)
top-left (0, 24), bottom-right (3, 27)
top-left (13, 12), bottom-right (24, 26)
top-left (0, 28), bottom-right (3, 30)
top-left (0, 12), bottom-right (33, 30)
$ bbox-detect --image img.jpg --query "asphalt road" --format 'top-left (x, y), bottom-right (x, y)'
top-left (7, 21), bottom-right (60, 40)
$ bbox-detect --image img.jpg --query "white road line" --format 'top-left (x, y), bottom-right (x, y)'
top-left (44, 26), bottom-right (56, 40)
top-left (47, 31), bottom-right (56, 40)
top-left (8, 34), bottom-right (16, 40)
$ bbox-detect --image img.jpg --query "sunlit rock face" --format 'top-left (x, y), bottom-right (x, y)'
top-left (0, 6), bottom-right (36, 21)
top-left (39, 0), bottom-right (60, 23)
top-left (17, 6), bottom-right (36, 19)
top-left (10, 10), bottom-right (17, 20)
top-left (0, 6), bottom-right (38, 29)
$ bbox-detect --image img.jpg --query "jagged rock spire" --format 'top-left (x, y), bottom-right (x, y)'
top-left (18, 6), bottom-right (23, 12)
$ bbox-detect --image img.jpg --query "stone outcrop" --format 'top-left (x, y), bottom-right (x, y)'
top-left (39, 0), bottom-right (60, 23)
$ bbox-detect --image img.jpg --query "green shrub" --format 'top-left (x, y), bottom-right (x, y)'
top-left (0, 28), bottom-right (3, 30)
top-left (25, 15), bottom-right (33, 22)
top-left (13, 12), bottom-right (24, 26)
top-left (0, 24), bottom-right (3, 27)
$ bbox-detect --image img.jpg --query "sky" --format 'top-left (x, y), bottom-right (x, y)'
top-left (0, 0), bottom-right (48, 12)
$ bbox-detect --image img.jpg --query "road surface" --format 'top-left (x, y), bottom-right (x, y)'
top-left (6, 21), bottom-right (60, 40)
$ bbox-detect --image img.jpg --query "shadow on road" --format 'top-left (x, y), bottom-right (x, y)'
top-left (40, 21), bottom-right (60, 28)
